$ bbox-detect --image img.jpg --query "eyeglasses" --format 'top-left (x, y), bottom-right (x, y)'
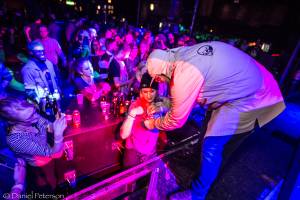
top-left (32, 50), bottom-right (45, 53)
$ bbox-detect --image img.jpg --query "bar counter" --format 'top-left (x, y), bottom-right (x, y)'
top-left (55, 99), bottom-right (124, 185)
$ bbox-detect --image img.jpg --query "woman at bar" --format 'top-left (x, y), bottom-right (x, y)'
top-left (72, 58), bottom-right (111, 101)
top-left (90, 39), bottom-right (106, 75)
top-left (0, 97), bottom-right (67, 195)
top-left (120, 72), bottom-right (170, 168)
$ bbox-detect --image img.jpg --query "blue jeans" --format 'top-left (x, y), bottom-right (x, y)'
top-left (191, 132), bottom-right (252, 200)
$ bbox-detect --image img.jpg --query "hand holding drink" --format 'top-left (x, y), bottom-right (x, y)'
top-left (53, 114), bottom-right (67, 138)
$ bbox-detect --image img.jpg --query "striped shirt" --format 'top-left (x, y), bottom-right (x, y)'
top-left (6, 117), bottom-right (53, 166)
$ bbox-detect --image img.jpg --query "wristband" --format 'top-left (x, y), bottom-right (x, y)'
top-left (127, 113), bottom-right (136, 120)
top-left (12, 183), bottom-right (24, 191)
top-left (54, 137), bottom-right (64, 143)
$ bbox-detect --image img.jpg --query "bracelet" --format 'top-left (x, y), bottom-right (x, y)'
top-left (54, 137), bottom-right (64, 144)
top-left (127, 113), bottom-right (136, 120)
top-left (12, 183), bottom-right (24, 191)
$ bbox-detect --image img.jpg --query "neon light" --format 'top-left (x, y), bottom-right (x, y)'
top-left (159, 22), bottom-right (163, 28)
top-left (66, 1), bottom-right (75, 6)
top-left (150, 3), bottom-right (155, 11)
top-left (271, 53), bottom-right (280, 57)
top-left (248, 42), bottom-right (256, 47)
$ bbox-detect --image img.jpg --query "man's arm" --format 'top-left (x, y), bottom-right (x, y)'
top-left (153, 65), bottom-right (204, 130)
top-left (55, 40), bottom-right (67, 67)
top-left (7, 117), bottom-right (66, 157)
top-left (9, 159), bottom-right (26, 200)
top-left (7, 133), bottom-right (59, 157)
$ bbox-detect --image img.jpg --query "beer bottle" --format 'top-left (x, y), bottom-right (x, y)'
top-left (45, 95), bottom-right (53, 117)
top-left (53, 98), bottom-right (61, 119)
top-left (119, 94), bottom-right (126, 116)
top-left (53, 89), bottom-right (60, 100)
top-left (112, 93), bottom-right (118, 117)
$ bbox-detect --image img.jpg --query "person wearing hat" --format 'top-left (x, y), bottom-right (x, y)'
top-left (120, 72), bottom-right (170, 168)
top-left (144, 41), bottom-right (285, 199)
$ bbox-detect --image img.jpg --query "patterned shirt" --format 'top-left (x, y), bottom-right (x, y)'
top-left (6, 117), bottom-right (53, 166)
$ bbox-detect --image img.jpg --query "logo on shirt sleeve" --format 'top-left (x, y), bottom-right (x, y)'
top-left (197, 45), bottom-right (214, 56)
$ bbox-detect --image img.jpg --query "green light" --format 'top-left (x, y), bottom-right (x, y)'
top-left (66, 1), bottom-right (75, 6)
top-left (179, 24), bottom-right (185, 32)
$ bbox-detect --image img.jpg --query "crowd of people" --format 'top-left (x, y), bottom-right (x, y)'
top-left (0, 10), bottom-right (203, 199)
top-left (0, 7), bottom-right (286, 200)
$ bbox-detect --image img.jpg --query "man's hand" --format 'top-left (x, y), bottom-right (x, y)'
top-left (53, 115), bottom-right (67, 137)
top-left (14, 158), bottom-right (26, 185)
top-left (144, 118), bottom-right (155, 130)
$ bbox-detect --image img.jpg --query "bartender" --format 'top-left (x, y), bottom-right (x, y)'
top-left (144, 41), bottom-right (285, 200)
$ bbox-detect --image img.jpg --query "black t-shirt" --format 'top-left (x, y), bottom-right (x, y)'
top-left (107, 58), bottom-right (120, 86)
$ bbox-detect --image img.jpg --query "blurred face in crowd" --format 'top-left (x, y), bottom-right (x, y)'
top-left (111, 28), bottom-right (117, 36)
top-left (77, 31), bottom-right (90, 45)
top-left (77, 34), bottom-right (85, 44)
top-left (9, 101), bottom-right (39, 124)
top-left (39, 26), bottom-right (49, 39)
top-left (177, 38), bottom-right (186, 46)
top-left (168, 33), bottom-right (175, 44)
top-left (129, 46), bottom-right (139, 60)
top-left (108, 41), bottom-right (118, 54)
top-left (105, 29), bottom-right (113, 39)
top-left (80, 60), bottom-right (94, 78)
top-left (135, 29), bottom-right (141, 38)
top-left (116, 49), bottom-right (126, 60)
top-left (114, 35), bottom-right (123, 46)
top-left (139, 42), bottom-right (149, 55)
top-left (88, 28), bottom-right (97, 40)
top-left (31, 44), bottom-right (46, 62)
top-left (35, 18), bottom-right (42, 25)
top-left (144, 31), bottom-right (152, 40)
top-left (140, 88), bottom-right (156, 104)
top-left (125, 33), bottom-right (134, 44)
top-left (92, 40), bottom-right (100, 52)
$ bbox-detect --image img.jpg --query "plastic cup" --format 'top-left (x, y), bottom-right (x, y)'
top-left (77, 94), bottom-right (84, 105)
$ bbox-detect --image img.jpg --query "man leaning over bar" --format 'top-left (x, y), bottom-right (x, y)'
top-left (144, 41), bottom-right (285, 200)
